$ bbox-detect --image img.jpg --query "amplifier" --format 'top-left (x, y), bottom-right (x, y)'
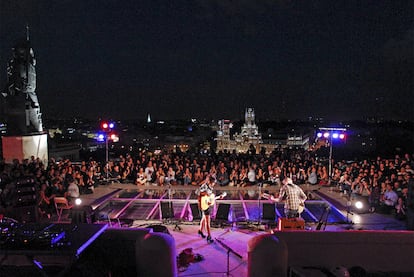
top-left (277, 217), bottom-right (305, 231)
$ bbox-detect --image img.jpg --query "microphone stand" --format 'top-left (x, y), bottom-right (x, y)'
top-left (316, 205), bottom-right (330, 231)
top-left (215, 238), bottom-right (242, 277)
top-left (167, 184), bottom-right (181, 231)
top-left (258, 182), bottom-right (262, 225)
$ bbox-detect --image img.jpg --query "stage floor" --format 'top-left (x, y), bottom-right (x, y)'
top-left (45, 182), bottom-right (409, 276)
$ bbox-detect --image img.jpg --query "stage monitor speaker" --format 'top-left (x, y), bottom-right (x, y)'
top-left (262, 203), bottom-right (276, 221)
top-left (190, 203), bottom-right (201, 220)
top-left (72, 205), bottom-right (95, 224)
top-left (215, 203), bottom-right (230, 221)
top-left (161, 202), bottom-right (174, 219)
top-left (146, 224), bottom-right (171, 235)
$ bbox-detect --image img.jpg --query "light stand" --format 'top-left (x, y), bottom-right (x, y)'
top-left (100, 121), bottom-right (115, 183)
top-left (318, 127), bottom-right (347, 186)
top-left (105, 135), bottom-right (109, 181)
top-left (328, 137), bottom-right (333, 185)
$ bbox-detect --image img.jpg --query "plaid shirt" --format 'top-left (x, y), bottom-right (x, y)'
top-left (279, 183), bottom-right (307, 210)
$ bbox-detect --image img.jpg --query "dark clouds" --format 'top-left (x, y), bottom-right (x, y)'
top-left (0, 0), bottom-right (413, 121)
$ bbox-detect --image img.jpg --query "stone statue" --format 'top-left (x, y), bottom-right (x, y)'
top-left (2, 26), bottom-right (43, 135)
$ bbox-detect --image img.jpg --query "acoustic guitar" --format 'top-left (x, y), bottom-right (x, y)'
top-left (200, 192), bottom-right (227, 211)
top-left (261, 192), bottom-right (305, 214)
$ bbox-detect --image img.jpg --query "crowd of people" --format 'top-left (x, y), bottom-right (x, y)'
top-left (0, 148), bottom-right (413, 229)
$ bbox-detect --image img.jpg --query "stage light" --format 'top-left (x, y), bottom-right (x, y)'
top-left (75, 198), bottom-right (82, 206)
top-left (354, 200), bottom-right (363, 210)
top-left (352, 196), bottom-right (370, 213)
top-left (317, 132), bottom-right (323, 138)
top-left (110, 133), bottom-right (119, 142)
top-left (97, 133), bottom-right (105, 142)
top-left (323, 132), bottom-right (330, 138)
top-left (101, 121), bottom-right (114, 131)
top-left (339, 134), bottom-right (345, 140)
top-left (332, 133), bottom-right (339, 139)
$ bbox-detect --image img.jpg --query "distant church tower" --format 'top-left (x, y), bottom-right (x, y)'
top-left (241, 108), bottom-right (259, 137)
top-left (147, 113), bottom-right (151, 123)
top-left (216, 108), bottom-right (262, 153)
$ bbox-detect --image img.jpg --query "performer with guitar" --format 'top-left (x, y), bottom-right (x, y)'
top-left (196, 175), bottom-right (226, 243)
top-left (265, 177), bottom-right (307, 218)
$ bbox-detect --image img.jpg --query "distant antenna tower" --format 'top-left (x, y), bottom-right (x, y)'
top-left (147, 113), bottom-right (151, 123)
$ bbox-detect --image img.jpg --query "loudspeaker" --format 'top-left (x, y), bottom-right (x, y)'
top-left (161, 202), bottom-right (174, 219)
top-left (147, 224), bottom-right (171, 235)
top-left (190, 203), bottom-right (201, 220)
top-left (72, 206), bottom-right (95, 224)
top-left (15, 178), bottom-right (37, 206)
top-left (14, 205), bottom-right (38, 223)
top-left (262, 203), bottom-right (276, 221)
top-left (215, 203), bottom-right (230, 221)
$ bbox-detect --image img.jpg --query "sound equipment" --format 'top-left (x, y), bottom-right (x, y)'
top-left (262, 203), bottom-right (276, 221)
top-left (71, 206), bottom-right (95, 224)
top-left (215, 203), bottom-right (230, 221)
top-left (15, 178), bottom-right (36, 207)
top-left (13, 205), bottom-right (38, 223)
top-left (277, 217), bottom-right (305, 231)
top-left (146, 224), bottom-right (171, 235)
top-left (190, 203), bottom-right (201, 220)
top-left (161, 202), bottom-right (174, 219)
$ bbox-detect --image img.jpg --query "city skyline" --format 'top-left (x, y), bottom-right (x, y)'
top-left (1, 1), bottom-right (413, 122)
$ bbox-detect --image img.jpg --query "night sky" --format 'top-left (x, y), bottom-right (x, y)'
top-left (1, 1), bottom-right (413, 121)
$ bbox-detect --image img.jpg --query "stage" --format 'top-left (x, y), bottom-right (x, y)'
top-left (67, 182), bottom-right (410, 276)
top-left (5, 182), bottom-right (410, 276)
